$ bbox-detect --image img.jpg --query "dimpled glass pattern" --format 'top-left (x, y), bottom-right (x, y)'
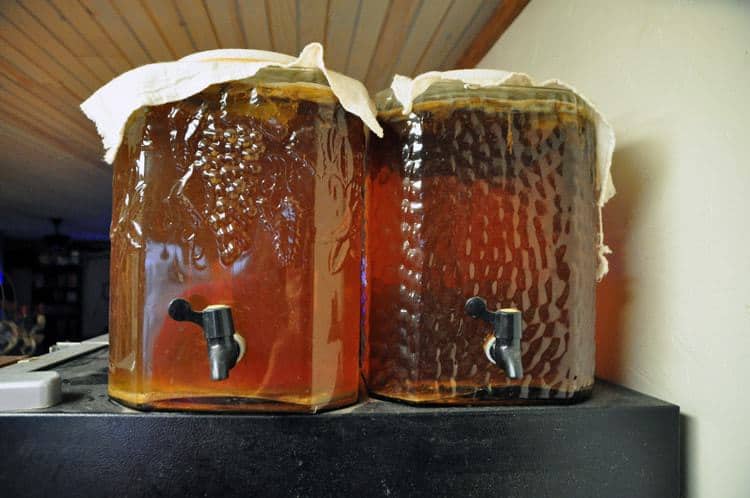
top-left (365, 84), bottom-right (598, 404)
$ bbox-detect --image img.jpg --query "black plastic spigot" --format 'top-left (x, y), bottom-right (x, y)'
top-left (465, 296), bottom-right (524, 379)
top-left (168, 298), bottom-right (244, 381)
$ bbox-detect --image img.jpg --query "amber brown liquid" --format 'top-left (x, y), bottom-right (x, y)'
top-left (365, 101), bottom-right (598, 404)
top-left (109, 82), bottom-right (364, 412)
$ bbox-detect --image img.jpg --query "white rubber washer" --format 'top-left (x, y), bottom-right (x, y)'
top-left (483, 336), bottom-right (497, 365)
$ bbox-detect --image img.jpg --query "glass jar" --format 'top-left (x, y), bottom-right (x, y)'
top-left (365, 81), bottom-right (598, 404)
top-left (109, 67), bottom-right (365, 412)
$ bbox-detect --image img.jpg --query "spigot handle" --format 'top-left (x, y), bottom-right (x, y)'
top-left (465, 296), bottom-right (524, 379)
top-left (168, 298), bottom-right (203, 326)
top-left (168, 298), bottom-right (243, 381)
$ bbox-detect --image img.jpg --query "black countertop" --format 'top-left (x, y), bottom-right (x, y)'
top-left (0, 348), bottom-right (680, 498)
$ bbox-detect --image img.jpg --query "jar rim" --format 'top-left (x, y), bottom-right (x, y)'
top-left (242, 66), bottom-right (331, 89)
top-left (208, 66), bottom-right (337, 105)
top-left (375, 81), bottom-right (583, 116)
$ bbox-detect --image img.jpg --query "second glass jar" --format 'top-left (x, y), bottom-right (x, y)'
top-left (364, 81), bottom-right (599, 404)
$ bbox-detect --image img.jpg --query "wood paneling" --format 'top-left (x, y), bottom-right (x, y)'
top-left (325, 0), bottom-right (358, 71)
top-left (238, 0), bottom-right (272, 51)
top-left (298, 0), bottom-right (328, 50)
top-left (49, 0), bottom-right (131, 73)
top-left (174, 0), bottom-right (219, 51)
top-left (364, 0), bottom-right (421, 91)
top-left (143, 1), bottom-right (196, 58)
top-left (455, 0), bottom-right (530, 68)
top-left (440, 0), bottom-right (502, 70)
top-left (110, 0), bottom-right (175, 61)
top-left (345, 0), bottom-right (389, 79)
top-left (0, 0), bottom-right (521, 237)
top-left (17, 0), bottom-right (113, 84)
top-left (79, 0), bottom-right (153, 66)
top-left (204, 0), bottom-right (246, 49)
top-left (267, 0), bottom-right (297, 54)
top-left (0, 12), bottom-right (92, 98)
top-left (413, 0), bottom-right (484, 75)
top-left (391, 0), bottom-right (453, 78)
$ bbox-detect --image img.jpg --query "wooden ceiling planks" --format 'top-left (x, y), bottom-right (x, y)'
top-left (47, 0), bottom-right (130, 75)
top-left (0, 0), bottom-right (528, 237)
top-left (204, 0), bottom-right (246, 49)
top-left (0, 73), bottom-right (93, 141)
top-left (0, 127), bottom-right (105, 184)
top-left (0, 0), bottom-right (523, 151)
top-left (455, 0), bottom-right (530, 68)
top-left (238, 0), bottom-right (273, 51)
top-left (390, 0), bottom-right (453, 78)
top-left (79, 0), bottom-right (153, 66)
top-left (23, 0), bottom-right (116, 80)
top-left (0, 56), bottom-right (89, 133)
top-left (325, 0), bottom-right (358, 71)
top-left (174, 0), bottom-right (219, 51)
top-left (342, 0), bottom-right (388, 79)
top-left (440, 0), bottom-right (502, 70)
top-left (0, 2), bottom-right (107, 90)
top-left (110, 0), bottom-right (175, 61)
top-left (0, 88), bottom-right (99, 160)
top-left (266, 0), bottom-right (297, 55)
top-left (144, 1), bottom-right (196, 58)
top-left (298, 0), bottom-right (328, 52)
top-left (0, 107), bottom-right (98, 170)
top-left (364, 0), bottom-right (421, 91)
top-left (413, 0), bottom-right (484, 75)
top-left (0, 10), bottom-right (92, 99)
top-left (1, 98), bottom-right (95, 164)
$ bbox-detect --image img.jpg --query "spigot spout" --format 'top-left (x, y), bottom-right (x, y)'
top-left (490, 320), bottom-right (523, 379)
top-left (168, 299), bottom-right (244, 381)
top-left (207, 341), bottom-right (236, 380)
top-left (465, 297), bottom-right (524, 379)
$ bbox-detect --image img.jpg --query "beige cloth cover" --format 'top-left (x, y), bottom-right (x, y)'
top-left (81, 43), bottom-right (383, 165)
top-left (81, 48), bottom-right (613, 279)
top-left (389, 71), bottom-right (615, 279)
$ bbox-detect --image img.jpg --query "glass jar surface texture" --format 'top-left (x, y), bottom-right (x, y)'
top-left (365, 83), bottom-right (598, 404)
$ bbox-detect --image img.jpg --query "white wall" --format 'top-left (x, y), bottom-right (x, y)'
top-left (478, 1), bottom-right (750, 497)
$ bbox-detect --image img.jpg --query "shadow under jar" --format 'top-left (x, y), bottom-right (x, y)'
top-left (364, 82), bottom-right (599, 404)
top-left (109, 67), bottom-right (365, 412)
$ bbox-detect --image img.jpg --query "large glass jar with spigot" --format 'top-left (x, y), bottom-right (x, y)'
top-left (104, 65), bottom-right (370, 412)
top-left (364, 79), bottom-right (603, 404)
